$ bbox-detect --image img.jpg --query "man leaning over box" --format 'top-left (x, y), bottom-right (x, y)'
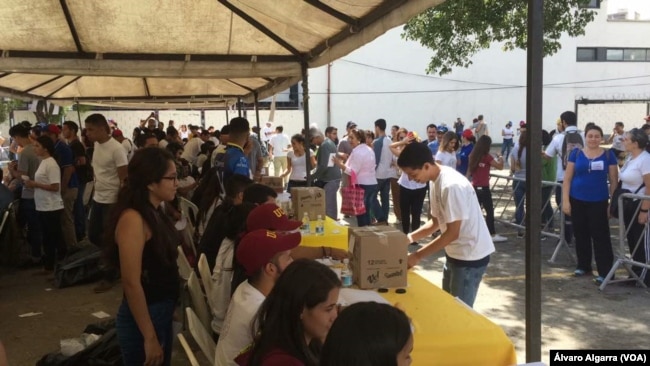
top-left (397, 142), bottom-right (495, 308)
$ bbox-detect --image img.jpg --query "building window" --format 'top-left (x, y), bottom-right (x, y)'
top-left (577, 48), bottom-right (596, 61)
top-left (606, 49), bottom-right (624, 61)
top-left (623, 49), bottom-right (647, 61)
top-left (580, 0), bottom-right (600, 9)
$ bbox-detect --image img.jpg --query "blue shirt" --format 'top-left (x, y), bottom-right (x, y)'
top-left (428, 140), bottom-right (439, 156)
top-left (568, 148), bottom-right (617, 202)
top-left (54, 140), bottom-right (79, 189)
top-left (224, 143), bottom-right (249, 181)
top-left (456, 143), bottom-right (473, 176)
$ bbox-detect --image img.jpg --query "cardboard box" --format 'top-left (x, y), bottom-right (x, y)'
top-left (290, 187), bottom-right (326, 220)
top-left (261, 176), bottom-right (284, 193)
top-left (348, 226), bottom-right (408, 289)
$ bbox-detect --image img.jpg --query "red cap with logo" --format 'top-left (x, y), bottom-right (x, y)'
top-left (46, 124), bottom-right (61, 135)
top-left (236, 229), bottom-right (301, 276)
top-left (246, 203), bottom-right (302, 232)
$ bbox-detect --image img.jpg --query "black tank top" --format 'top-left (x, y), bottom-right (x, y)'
top-left (139, 213), bottom-right (180, 304)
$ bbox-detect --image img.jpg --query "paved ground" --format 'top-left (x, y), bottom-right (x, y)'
top-left (1, 168), bottom-right (649, 365)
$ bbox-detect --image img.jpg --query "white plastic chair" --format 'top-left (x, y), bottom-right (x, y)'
top-left (188, 271), bottom-right (212, 333)
top-left (177, 246), bottom-right (192, 281)
top-left (186, 307), bottom-right (216, 365)
top-left (197, 254), bottom-right (213, 301)
top-left (177, 333), bottom-right (200, 366)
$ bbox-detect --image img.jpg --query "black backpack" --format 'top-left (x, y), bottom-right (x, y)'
top-left (561, 130), bottom-right (584, 170)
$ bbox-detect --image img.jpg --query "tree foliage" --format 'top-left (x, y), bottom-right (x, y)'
top-left (0, 99), bottom-right (24, 124)
top-left (402, 0), bottom-right (597, 75)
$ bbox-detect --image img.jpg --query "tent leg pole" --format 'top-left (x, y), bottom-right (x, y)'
top-left (301, 60), bottom-right (312, 187)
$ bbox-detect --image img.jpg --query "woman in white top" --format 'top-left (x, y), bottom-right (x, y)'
top-left (501, 122), bottom-right (514, 163)
top-left (333, 129), bottom-right (377, 227)
top-left (390, 129), bottom-right (427, 240)
top-left (435, 131), bottom-right (458, 168)
top-left (281, 134), bottom-right (316, 192)
top-left (25, 136), bottom-right (65, 272)
top-left (619, 128), bottom-right (650, 287)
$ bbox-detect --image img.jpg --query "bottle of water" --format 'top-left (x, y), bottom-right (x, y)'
top-left (301, 212), bottom-right (311, 235)
top-left (316, 215), bottom-right (324, 235)
top-left (341, 259), bottom-right (353, 287)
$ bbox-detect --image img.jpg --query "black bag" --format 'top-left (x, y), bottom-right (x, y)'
top-left (54, 245), bottom-right (103, 288)
top-left (610, 182), bottom-right (644, 218)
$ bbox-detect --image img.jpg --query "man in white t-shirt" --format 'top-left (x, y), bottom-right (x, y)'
top-left (607, 121), bottom-right (625, 160)
top-left (543, 111), bottom-right (580, 244)
top-left (214, 228), bottom-right (300, 366)
top-left (111, 129), bottom-right (134, 161)
top-left (372, 118), bottom-right (397, 225)
top-left (261, 122), bottom-right (274, 145)
top-left (268, 125), bottom-right (291, 180)
top-left (85, 113), bottom-right (128, 293)
top-left (397, 142), bottom-right (495, 308)
top-left (181, 130), bottom-right (210, 166)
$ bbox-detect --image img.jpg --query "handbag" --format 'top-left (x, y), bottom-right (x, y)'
top-left (610, 181), bottom-right (644, 218)
top-left (340, 171), bottom-right (366, 216)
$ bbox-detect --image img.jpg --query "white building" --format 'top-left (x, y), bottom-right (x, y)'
top-left (306, 0), bottom-right (650, 143)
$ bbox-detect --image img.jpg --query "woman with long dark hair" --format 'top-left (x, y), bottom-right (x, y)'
top-left (320, 302), bottom-right (413, 366)
top-left (107, 147), bottom-right (180, 366)
top-left (236, 259), bottom-right (341, 366)
top-left (282, 134), bottom-right (316, 192)
top-left (467, 135), bottom-right (506, 243)
top-left (510, 131), bottom-right (527, 238)
top-left (390, 129), bottom-right (426, 237)
top-left (24, 136), bottom-right (65, 272)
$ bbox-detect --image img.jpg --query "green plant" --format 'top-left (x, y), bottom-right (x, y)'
top-left (0, 98), bottom-right (24, 124)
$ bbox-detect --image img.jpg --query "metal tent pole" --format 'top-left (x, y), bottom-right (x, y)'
top-left (302, 60), bottom-right (312, 187)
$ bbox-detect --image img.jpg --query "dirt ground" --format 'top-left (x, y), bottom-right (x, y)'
top-left (2, 170), bottom-right (650, 365)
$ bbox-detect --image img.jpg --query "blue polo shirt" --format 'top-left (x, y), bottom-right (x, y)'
top-left (568, 148), bottom-right (617, 202)
top-left (54, 140), bottom-right (79, 189)
top-left (223, 143), bottom-right (250, 181)
top-left (428, 140), bottom-right (439, 156)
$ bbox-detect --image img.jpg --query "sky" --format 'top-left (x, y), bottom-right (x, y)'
top-left (607, 0), bottom-right (650, 19)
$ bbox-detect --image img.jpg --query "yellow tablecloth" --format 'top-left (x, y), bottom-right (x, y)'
top-left (302, 224), bottom-right (516, 366)
top-left (299, 217), bottom-right (348, 249)
top-left (381, 272), bottom-right (517, 366)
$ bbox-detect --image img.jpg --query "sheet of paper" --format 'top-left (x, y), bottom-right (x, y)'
top-left (92, 311), bottom-right (111, 319)
top-left (327, 153), bottom-right (336, 167)
top-left (337, 288), bottom-right (391, 306)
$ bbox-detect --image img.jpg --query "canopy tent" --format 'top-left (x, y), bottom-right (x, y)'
top-left (0, 0), bottom-right (442, 105)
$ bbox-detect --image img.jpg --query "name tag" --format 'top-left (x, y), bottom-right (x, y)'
top-left (590, 160), bottom-right (604, 171)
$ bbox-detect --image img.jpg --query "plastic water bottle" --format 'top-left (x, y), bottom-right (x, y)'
top-left (316, 215), bottom-right (324, 235)
top-left (301, 212), bottom-right (311, 235)
top-left (341, 259), bottom-right (353, 287)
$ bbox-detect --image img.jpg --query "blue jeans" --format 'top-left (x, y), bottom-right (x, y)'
top-left (116, 299), bottom-right (175, 366)
top-left (372, 178), bottom-right (391, 222)
top-left (74, 182), bottom-right (87, 240)
top-left (442, 258), bottom-right (489, 308)
top-left (20, 198), bottom-right (43, 260)
top-left (513, 180), bottom-right (526, 225)
top-left (357, 184), bottom-right (378, 227)
top-left (501, 139), bottom-right (513, 161)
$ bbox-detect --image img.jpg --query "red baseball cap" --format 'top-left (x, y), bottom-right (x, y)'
top-left (246, 203), bottom-right (302, 232)
top-left (236, 229), bottom-right (301, 276)
top-left (46, 124), bottom-right (61, 135)
top-left (112, 129), bottom-right (124, 138)
top-left (461, 129), bottom-right (474, 139)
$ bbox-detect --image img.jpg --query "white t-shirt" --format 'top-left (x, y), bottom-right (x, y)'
top-left (262, 126), bottom-right (274, 142)
top-left (398, 171), bottom-right (426, 190)
top-left (214, 281), bottom-right (265, 366)
top-left (375, 136), bottom-right (398, 179)
top-left (210, 238), bottom-right (235, 334)
top-left (611, 132), bottom-right (625, 151)
top-left (181, 137), bottom-right (203, 166)
top-left (502, 127), bottom-right (514, 140)
top-left (287, 150), bottom-right (313, 181)
top-left (179, 130), bottom-right (189, 140)
top-left (92, 138), bottom-right (128, 204)
top-left (34, 157), bottom-right (64, 212)
top-left (158, 139), bottom-right (169, 149)
top-left (544, 126), bottom-right (579, 182)
top-left (269, 133), bottom-right (290, 157)
top-left (620, 151), bottom-right (650, 192)
top-left (435, 151), bottom-right (457, 169)
top-left (429, 166), bottom-right (495, 261)
top-left (121, 139), bottom-right (134, 161)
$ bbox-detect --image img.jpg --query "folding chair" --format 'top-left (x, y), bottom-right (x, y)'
top-left (177, 333), bottom-right (200, 366)
top-left (179, 197), bottom-right (199, 236)
top-left (186, 307), bottom-right (216, 365)
top-left (188, 271), bottom-right (212, 333)
top-left (197, 254), bottom-right (213, 299)
top-left (177, 246), bottom-right (192, 281)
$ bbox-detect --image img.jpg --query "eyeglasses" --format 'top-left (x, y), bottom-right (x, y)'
top-left (161, 175), bottom-right (178, 182)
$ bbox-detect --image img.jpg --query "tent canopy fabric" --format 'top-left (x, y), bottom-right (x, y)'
top-left (0, 0), bottom-right (442, 106)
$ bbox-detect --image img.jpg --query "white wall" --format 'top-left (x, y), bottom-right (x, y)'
top-left (307, 5), bottom-right (650, 143)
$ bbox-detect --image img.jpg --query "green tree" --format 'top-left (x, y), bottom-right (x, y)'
top-left (402, 0), bottom-right (597, 75)
top-left (0, 98), bottom-right (24, 124)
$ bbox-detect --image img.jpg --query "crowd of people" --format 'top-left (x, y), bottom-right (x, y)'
top-left (5, 109), bottom-right (650, 365)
